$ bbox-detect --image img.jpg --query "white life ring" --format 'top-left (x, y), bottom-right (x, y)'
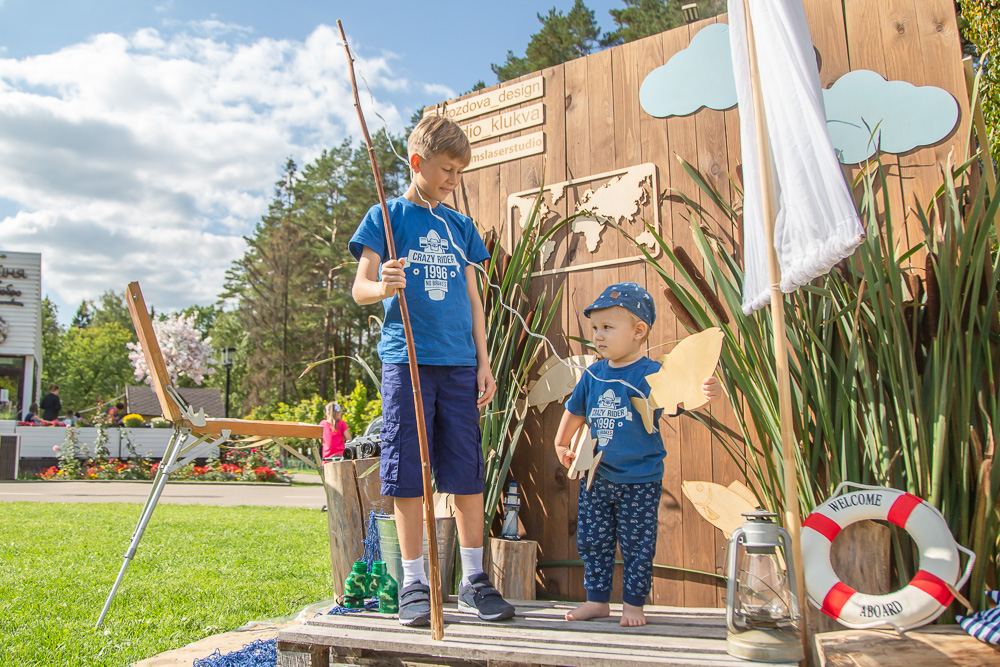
top-left (801, 482), bottom-right (975, 632)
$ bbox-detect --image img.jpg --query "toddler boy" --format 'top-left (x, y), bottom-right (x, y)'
top-left (350, 115), bottom-right (514, 626)
top-left (554, 282), bottom-right (720, 627)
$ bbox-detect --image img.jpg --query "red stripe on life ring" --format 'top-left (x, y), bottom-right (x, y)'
top-left (803, 512), bottom-right (841, 542)
top-left (821, 581), bottom-right (856, 620)
top-left (910, 570), bottom-right (954, 607)
top-left (887, 493), bottom-right (922, 528)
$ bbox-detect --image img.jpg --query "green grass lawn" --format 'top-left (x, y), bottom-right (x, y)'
top-left (0, 502), bottom-right (333, 666)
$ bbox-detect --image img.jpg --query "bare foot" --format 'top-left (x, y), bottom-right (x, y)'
top-left (620, 602), bottom-right (646, 627)
top-left (565, 600), bottom-right (610, 621)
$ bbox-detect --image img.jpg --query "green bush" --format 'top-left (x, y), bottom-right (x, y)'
top-left (335, 380), bottom-right (381, 436)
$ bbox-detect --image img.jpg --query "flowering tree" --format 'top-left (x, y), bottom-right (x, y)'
top-left (127, 313), bottom-right (217, 386)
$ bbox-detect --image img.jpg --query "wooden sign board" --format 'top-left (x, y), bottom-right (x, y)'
top-left (468, 131), bottom-right (544, 171)
top-left (427, 76), bottom-right (543, 122)
top-left (459, 102), bottom-right (544, 144)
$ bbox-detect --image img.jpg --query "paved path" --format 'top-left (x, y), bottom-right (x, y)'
top-left (0, 474), bottom-right (327, 508)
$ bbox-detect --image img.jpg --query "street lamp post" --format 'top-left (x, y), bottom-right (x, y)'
top-left (682, 3), bottom-right (700, 23)
top-left (221, 347), bottom-right (236, 418)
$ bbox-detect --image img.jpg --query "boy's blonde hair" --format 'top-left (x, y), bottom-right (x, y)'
top-left (408, 115), bottom-right (471, 164)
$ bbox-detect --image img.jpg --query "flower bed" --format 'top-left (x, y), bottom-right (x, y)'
top-left (33, 425), bottom-right (291, 483)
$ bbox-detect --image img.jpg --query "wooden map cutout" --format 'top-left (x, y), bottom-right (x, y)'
top-left (506, 163), bottom-right (662, 276)
top-left (681, 480), bottom-right (759, 538)
top-left (525, 354), bottom-right (597, 412)
top-left (646, 327), bottom-right (724, 416)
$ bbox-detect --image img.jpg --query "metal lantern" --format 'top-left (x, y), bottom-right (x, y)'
top-left (725, 511), bottom-right (804, 663)
top-left (501, 479), bottom-right (521, 540)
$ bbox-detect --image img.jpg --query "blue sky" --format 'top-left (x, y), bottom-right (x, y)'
top-left (0, 0), bottom-right (623, 324)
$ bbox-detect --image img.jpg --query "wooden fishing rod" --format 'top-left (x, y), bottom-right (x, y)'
top-left (337, 20), bottom-right (444, 640)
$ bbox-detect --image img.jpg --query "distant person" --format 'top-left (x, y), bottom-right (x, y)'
top-left (106, 402), bottom-right (125, 425)
top-left (39, 384), bottom-right (61, 421)
top-left (320, 402), bottom-right (351, 459)
top-left (23, 403), bottom-right (43, 424)
top-left (62, 410), bottom-right (80, 426)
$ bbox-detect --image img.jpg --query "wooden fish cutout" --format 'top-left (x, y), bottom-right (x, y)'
top-left (630, 395), bottom-right (661, 434)
top-left (566, 425), bottom-right (595, 480)
top-left (586, 450), bottom-right (603, 490)
top-left (525, 354), bottom-right (597, 412)
top-left (566, 425), bottom-right (604, 491)
top-left (646, 328), bottom-right (724, 414)
top-left (681, 480), bottom-right (759, 537)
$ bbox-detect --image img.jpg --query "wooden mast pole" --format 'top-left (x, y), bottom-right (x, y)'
top-left (337, 20), bottom-right (444, 640)
top-left (740, 1), bottom-right (809, 660)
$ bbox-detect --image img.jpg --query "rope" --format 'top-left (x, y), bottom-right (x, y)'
top-left (327, 599), bottom-right (379, 615)
top-left (361, 510), bottom-right (383, 570)
top-left (192, 638), bottom-right (276, 667)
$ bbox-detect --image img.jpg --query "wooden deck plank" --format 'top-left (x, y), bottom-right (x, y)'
top-left (813, 626), bottom-right (1000, 666)
top-left (281, 626), bottom-right (749, 667)
top-left (277, 601), bottom-right (797, 667)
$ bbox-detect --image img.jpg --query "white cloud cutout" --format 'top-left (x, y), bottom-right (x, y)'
top-left (0, 21), bottom-right (420, 322)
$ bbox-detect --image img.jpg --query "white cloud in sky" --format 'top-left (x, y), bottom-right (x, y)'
top-left (0, 20), bottom-right (413, 321)
top-left (423, 82), bottom-right (457, 100)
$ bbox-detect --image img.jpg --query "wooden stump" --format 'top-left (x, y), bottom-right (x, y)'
top-left (487, 537), bottom-right (538, 600)
top-left (322, 459), bottom-right (391, 597)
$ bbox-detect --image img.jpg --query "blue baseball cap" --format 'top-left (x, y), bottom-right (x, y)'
top-left (583, 282), bottom-right (656, 326)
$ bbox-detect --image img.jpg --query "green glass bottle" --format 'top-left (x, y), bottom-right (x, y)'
top-left (371, 561), bottom-right (398, 613)
top-left (343, 561), bottom-right (370, 609)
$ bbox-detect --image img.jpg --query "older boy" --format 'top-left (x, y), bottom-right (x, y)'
top-left (350, 115), bottom-right (514, 626)
top-left (554, 282), bottom-right (721, 627)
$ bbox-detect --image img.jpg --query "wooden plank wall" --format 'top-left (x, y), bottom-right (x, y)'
top-left (434, 1), bottom-right (969, 607)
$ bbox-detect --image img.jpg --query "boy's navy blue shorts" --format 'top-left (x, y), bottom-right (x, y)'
top-left (379, 363), bottom-right (484, 497)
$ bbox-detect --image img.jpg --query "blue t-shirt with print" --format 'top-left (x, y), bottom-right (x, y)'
top-left (349, 197), bottom-right (490, 366)
top-left (565, 356), bottom-right (668, 484)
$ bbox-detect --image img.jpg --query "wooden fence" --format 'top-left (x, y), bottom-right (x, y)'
top-left (427, 0), bottom-right (971, 607)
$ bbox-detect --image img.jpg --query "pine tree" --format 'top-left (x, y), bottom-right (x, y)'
top-left (491, 0), bottom-right (602, 82)
top-left (602, 0), bottom-right (727, 47)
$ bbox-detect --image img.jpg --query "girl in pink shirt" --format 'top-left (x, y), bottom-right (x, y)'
top-left (321, 402), bottom-right (351, 458)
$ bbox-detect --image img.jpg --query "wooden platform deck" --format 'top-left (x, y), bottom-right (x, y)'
top-left (276, 599), bottom-right (797, 666)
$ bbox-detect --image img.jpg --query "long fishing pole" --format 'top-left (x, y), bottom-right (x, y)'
top-left (337, 20), bottom-right (444, 640)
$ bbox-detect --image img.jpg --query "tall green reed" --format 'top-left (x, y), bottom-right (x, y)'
top-left (479, 192), bottom-right (569, 537)
top-left (625, 158), bottom-right (999, 607)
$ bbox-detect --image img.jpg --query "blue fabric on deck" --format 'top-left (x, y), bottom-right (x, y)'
top-left (957, 590), bottom-right (1000, 645)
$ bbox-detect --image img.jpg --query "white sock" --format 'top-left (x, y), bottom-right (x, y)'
top-left (460, 546), bottom-right (484, 586)
top-left (401, 556), bottom-right (429, 587)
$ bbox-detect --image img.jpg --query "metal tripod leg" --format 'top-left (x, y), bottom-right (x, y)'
top-left (95, 427), bottom-right (187, 628)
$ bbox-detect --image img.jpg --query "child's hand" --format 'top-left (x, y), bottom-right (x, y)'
top-left (476, 365), bottom-right (496, 409)
top-left (380, 258), bottom-right (407, 297)
top-left (702, 376), bottom-right (722, 404)
top-left (555, 444), bottom-right (576, 469)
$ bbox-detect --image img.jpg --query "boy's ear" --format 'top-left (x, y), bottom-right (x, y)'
top-left (409, 153), bottom-right (421, 173)
top-left (634, 320), bottom-right (649, 340)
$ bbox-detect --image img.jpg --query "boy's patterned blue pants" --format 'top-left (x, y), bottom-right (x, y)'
top-left (577, 474), bottom-right (662, 607)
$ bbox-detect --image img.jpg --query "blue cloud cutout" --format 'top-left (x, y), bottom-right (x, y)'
top-left (822, 70), bottom-right (959, 164)
top-left (639, 23), bottom-right (736, 118)
top-left (639, 25), bottom-right (959, 164)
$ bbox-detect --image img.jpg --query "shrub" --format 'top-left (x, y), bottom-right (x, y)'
top-left (122, 414), bottom-right (146, 428)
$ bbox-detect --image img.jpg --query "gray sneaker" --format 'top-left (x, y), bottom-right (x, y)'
top-left (457, 573), bottom-right (515, 621)
top-left (398, 581), bottom-right (431, 627)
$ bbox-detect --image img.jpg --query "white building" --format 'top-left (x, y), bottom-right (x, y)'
top-left (0, 251), bottom-right (43, 420)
